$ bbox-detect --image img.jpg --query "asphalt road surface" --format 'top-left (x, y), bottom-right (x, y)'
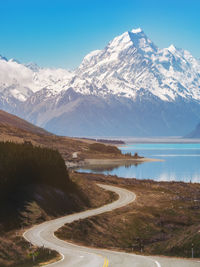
top-left (24, 184), bottom-right (200, 267)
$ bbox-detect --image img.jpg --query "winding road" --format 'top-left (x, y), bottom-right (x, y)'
top-left (24, 184), bottom-right (200, 267)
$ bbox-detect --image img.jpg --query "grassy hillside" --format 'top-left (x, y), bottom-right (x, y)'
top-left (0, 110), bottom-right (131, 163)
top-left (56, 172), bottom-right (200, 259)
top-left (0, 110), bottom-right (50, 135)
top-left (0, 141), bottom-right (84, 231)
top-left (0, 141), bottom-right (116, 266)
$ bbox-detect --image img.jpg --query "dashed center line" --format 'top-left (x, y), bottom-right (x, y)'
top-left (103, 257), bottom-right (109, 267)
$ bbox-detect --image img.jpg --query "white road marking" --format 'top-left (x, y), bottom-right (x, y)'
top-left (23, 184), bottom-right (199, 267)
top-left (23, 184), bottom-right (136, 266)
top-left (155, 260), bottom-right (161, 267)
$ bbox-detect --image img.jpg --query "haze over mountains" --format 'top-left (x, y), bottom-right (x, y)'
top-left (1, 28), bottom-right (200, 137)
top-left (186, 123), bottom-right (200, 138)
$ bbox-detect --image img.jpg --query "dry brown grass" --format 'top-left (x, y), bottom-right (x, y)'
top-left (56, 172), bottom-right (200, 258)
top-left (70, 172), bottom-right (118, 208)
top-left (0, 172), bottom-right (116, 267)
top-left (0, 232), bottom-right (59, 267)
top-left (0, 110), bottom-right (137, 164)
top-left (0, 110), bottom-right (49, 135)
top-left (0, 124), bottom-right (135, 162)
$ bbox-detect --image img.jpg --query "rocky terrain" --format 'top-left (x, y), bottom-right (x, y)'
top-left (1, 28), bottom-right (200, 136)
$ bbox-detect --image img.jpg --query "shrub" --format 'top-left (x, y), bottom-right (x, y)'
top-left (89, 143), bottom-right (121, 154)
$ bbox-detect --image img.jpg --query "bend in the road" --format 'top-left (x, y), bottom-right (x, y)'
top-left (23, 184), bottom-right (199, 267)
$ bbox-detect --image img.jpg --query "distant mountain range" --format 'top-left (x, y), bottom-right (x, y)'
top-left (1, 28), bottom-right (200, 137)
top-left (186, 122), bottom-right (200, 138)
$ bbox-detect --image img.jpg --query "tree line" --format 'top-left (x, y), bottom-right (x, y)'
top-left (0, 141), bottom-right (72, 200)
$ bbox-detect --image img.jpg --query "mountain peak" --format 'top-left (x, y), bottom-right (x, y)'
top-left (108, 28), bottom-right (148, 51)
top-left (25, 62), bottom-right (40, 72)
top-left (1, 29), bottom-right (200, 138)
top-left (9, 58), bottom-right (21, 64)
top-left (0, 55), bottom-right (8, 62)
top-left (107, 31), bottom-right (133, 51)
top-left (168, 44), bottom-right (177, 53)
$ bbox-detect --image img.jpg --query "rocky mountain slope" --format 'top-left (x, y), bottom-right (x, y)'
top-left (1, 28), bottom-right (200, 136)
top-left (186, 122), bottom-right (200, 138)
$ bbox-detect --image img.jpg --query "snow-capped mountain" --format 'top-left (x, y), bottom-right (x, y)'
top-left (74, 28), bottom-right (200, 101)
top-left (0, 58), bottom-right (72, 100)
top-left (1, 28), bottom-right (200, 137)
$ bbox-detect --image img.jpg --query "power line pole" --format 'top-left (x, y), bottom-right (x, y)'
top-left (192, 243), bottom-right (194, 258)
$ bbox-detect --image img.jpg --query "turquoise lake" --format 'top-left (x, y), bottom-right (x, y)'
top-left (78, 143), bottom-right (200, 182)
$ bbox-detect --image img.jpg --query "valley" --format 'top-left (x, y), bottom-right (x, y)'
top-left (1, 111), bottom-right (200, 266)
top-left (1, 0), bottom-right (200, 266)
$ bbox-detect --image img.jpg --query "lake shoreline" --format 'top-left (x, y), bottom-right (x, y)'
top-left (71, 142), bottom-right (200, 183)
top-left (65, 156), bottom-right (163, 169)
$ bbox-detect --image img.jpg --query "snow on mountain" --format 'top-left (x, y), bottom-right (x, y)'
top-left (0, 55), bottom-right (8, 61)
top-left (0, 57), bottom-right (73, 102)
top-left (74, 28), bottom-right (200, 102)
top-left (1, 28), bottom-right (200, 136)
top-left (25, 62), bottom-right (40, 72)
top-left (1, 28), bottom-right (200, 102)
top-left (32, 68), bottom-right (73, 95)
top-left (0, 58), bottom-right (34, 102)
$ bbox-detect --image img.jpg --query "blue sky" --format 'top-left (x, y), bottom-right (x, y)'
top-left (0, 0), bottom-right (199, 69)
